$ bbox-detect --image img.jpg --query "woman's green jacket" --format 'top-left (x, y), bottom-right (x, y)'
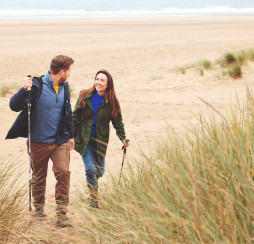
top-left (72, 91), bottom-right (126, 162)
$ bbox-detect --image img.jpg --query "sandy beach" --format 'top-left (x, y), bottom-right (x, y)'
top-left (1, 16), bottom-right (254, 230)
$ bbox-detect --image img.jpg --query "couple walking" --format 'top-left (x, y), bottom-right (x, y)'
top-left (6, 55), bottom-right (129, 227)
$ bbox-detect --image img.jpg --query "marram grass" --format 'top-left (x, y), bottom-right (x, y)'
top-left (228, 64), bottom-right (242, 79)
top-left (74, 90), bottom-right (254, 244)
top-left (0, 160), bottom-right (26, 243)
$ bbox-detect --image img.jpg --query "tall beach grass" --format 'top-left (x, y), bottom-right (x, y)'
top-left (0, 160), bottom-right (27, 243)
top-left (74, 90), bottom-right (254, 243)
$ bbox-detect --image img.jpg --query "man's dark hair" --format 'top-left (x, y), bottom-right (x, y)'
top-left (50, 55), bottom-right (74, 74)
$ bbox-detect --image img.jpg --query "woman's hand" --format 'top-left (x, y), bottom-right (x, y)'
top-left (123, 139), bottom-right (129, 149)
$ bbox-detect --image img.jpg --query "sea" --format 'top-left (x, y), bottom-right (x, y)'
top-left (0, 0), bottom-right (254, 19)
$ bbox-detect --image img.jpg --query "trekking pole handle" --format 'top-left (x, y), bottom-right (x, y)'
top-left (122, 139), bottom-right (129, 154)
top-left (27, 75), bottom-right (32, 91)
top-left (122, 139), bottom-right (129, 150)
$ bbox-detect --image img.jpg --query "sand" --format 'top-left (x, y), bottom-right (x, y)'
top-left (1, 16), bottom-right (254, 235)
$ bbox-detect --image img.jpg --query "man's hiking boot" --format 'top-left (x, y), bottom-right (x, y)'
top-left (34, 208), bottom-right (46, 218)
top-left (56, 211), bottom-right (72, 228)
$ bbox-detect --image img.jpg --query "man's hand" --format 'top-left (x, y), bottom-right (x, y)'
top-left (24, 76), bottom-right (33, 90)
top-left (68, 138), bottom-right (75, 151)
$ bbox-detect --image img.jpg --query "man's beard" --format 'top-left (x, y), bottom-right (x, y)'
top-left (59, 77), bottom-right (67, 84)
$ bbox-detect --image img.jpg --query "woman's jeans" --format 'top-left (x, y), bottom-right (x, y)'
top-left (82, 139), bottom-right (105, 191)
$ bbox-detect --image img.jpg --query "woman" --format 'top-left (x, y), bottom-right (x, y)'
top-left (72, 69), bottom-right (128, 208)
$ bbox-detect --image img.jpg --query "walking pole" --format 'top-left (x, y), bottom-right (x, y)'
top-left (119, 139), bottom-right (129, 180)
top-left (27, 75), bottom-right (32, 211)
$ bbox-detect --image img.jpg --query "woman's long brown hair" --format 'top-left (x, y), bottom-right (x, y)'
top-left (78, 70), bottom-right (121, 118)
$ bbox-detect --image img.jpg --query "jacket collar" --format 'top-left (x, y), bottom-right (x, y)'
top-left (45, 71), bottom-right (66, 88)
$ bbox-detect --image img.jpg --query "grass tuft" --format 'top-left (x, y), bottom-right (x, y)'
top-left (199, 59), bottom-right (212, 70)
top-left (248, 48), bottom-right (254, 61)
top-left (0, 160), bottom-right (27, 242)
top-left (149, 75), bottom-right (164, 80)
top-left (0, 83), bottom-right (18, 97)
top-left (177, 67), bottom-right (186, 74)
top-left (228, 64), bottom-right (242, 79)
top-left (224, 52), bottom-right (237, 65)
top-left (197, 67), bottom-right (204, 76)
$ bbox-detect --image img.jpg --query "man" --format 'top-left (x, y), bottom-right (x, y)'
top-left (6, 55), bottom-right (75, 228)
